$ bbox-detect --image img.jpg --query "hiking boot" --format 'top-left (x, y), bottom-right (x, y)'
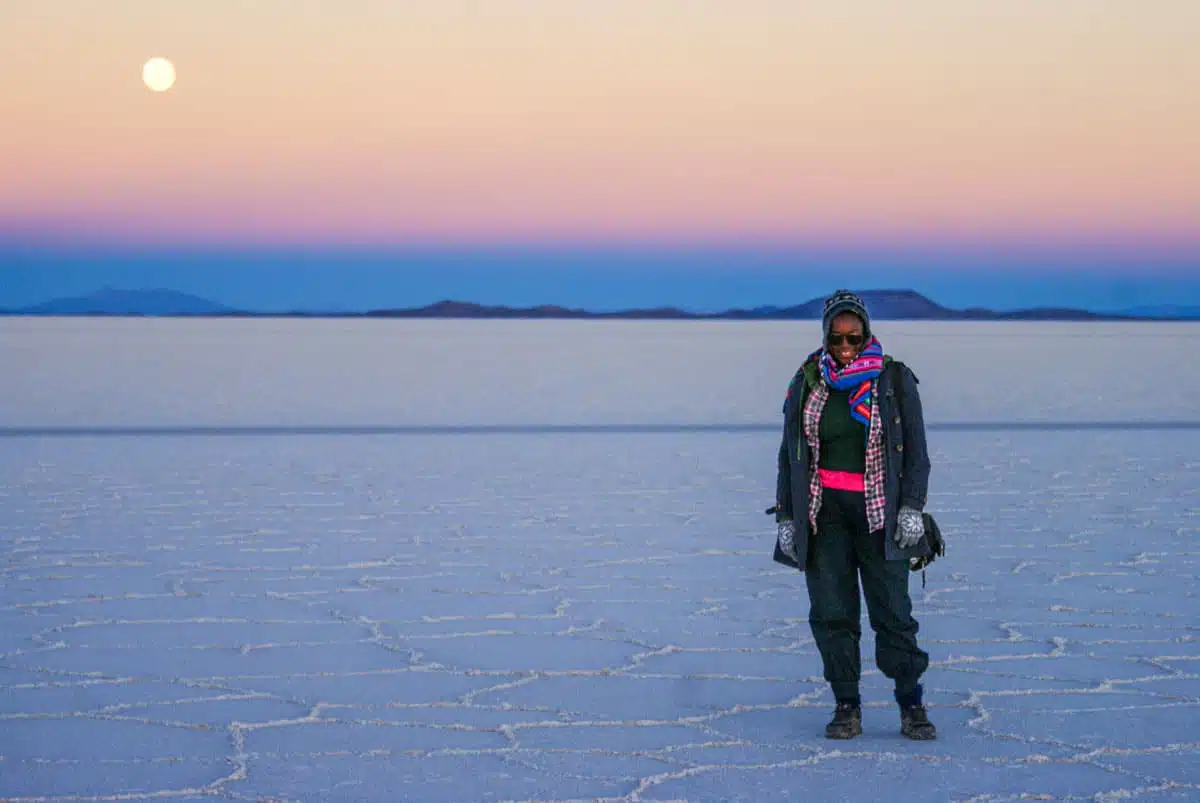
top-left (900, 704), bottom-right (936, 740)
top-left (825, 702), bottom-right (862, 739)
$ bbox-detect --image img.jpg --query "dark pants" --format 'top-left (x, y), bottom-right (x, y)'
top-left (805, 488), bottom-right (929, 703)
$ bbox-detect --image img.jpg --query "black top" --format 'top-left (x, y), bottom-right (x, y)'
top-left (818, 388), bottom-right (867, 473)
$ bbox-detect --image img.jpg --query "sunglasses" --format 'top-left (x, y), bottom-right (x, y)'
top-left (827, 333), bottom-right (865, 347)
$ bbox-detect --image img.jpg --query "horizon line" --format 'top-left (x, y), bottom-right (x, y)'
top-left (3, 421), bottom-right (1198, 439)
top-left (7, 284), bottom-right (1200, 316)
top-left (6, 287), bottom-right (1200, 321)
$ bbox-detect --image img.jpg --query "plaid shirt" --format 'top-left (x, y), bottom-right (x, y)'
top-left (802, 377), bottom-right (887, 533)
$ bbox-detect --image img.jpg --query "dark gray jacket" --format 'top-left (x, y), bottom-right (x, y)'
top-left (774, 356), bottom-right (932, 570)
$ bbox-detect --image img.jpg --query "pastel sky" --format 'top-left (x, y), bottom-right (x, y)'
top-left (2, 1), bottom-right (1198, 310)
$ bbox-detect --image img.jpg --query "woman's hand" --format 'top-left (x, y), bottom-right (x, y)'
top-left (777, 519), bottom-right (799, 561)
top-left (896, 506), bottom-right (925, 548)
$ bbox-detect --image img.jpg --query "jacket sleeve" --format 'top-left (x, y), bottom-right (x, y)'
top-left (776, 422), bottom-right (792, 522)
top-left (775, 371), bottom-right (801, 522)
top-left (898, 365), bottom-right (931, 511)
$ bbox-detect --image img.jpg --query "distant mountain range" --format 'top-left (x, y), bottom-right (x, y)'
top-left (2, 287), bottom-right (1198, 321)
top-left (6, 287), bottom-right (238, 316)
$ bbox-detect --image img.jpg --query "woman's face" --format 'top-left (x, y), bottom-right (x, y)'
top-left (827, 312), bottom-right (866, 366)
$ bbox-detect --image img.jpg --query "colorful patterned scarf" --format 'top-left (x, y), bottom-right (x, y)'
top-left (819, 336), bottom-right (884, 427)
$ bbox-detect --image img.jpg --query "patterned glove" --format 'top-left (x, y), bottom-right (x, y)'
top-left (895, 506), bottom-right (925, 549)
top-left (777, 519), bottom-right (799, 562)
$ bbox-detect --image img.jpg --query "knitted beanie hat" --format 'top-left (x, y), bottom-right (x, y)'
top-left (822, 289), bottom-right (871, 340)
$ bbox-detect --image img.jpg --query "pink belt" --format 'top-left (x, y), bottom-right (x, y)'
top-left (819, 469), bottom-right (865, 492)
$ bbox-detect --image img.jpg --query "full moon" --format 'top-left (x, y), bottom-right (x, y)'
top-left (142, 57), bottom-right (176, 92)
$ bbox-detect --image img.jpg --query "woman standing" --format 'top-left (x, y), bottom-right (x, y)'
top-left (774, 289), bottom-right (936, 740)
